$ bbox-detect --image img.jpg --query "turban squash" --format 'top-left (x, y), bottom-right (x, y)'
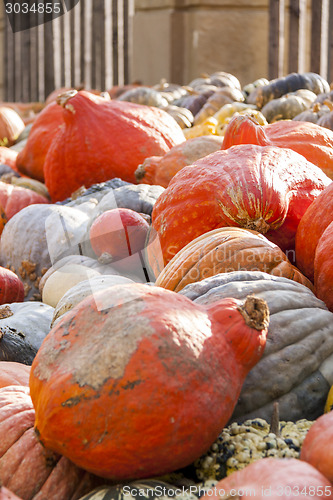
top-left (151, 144), bottom-right (331, 265)
top-left (221, 114), bottom-right (333, 179)
top-left (180, 270), bottom-right (333, 423)
top-left (43, 90), bottom-right (185, 202)
top-left (29, 283), bottom-right (269, 480)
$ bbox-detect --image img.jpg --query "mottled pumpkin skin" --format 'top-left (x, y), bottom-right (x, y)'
top-left (296, 182), bottom-right (333, 282)
top-left (200, 458), bottom-right (332, 500)
top-left (151, 144), bottom-right (331, 266)
top-left (0, 362), bottom-right (30, 389)
top-left (222, 114), bottom-right (333, 179)
top-left (16, 101), bottom-right (64, 182)
top-left (43, 90), bottom-right (185, 202)
top-left (29, 283), bottom-right (268, 480)
top-left (314, 221), bottom-right (333, 312)
top-left (301, 411), bottom-right (333, 482)
top-left (0, 386), bottom-right (98, 500)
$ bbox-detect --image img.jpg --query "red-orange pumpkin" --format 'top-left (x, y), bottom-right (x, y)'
top-left (0, 385), bottom-right (98, 500)
top-left (300, 411), bottom-right (333, 482)
top-left (200, 458), bottom-right (332, 499)
top-left (16, 101), bottom-right (64, 182)
top-left (43, 90), bottom-right (185, 202)
top-left (0, 267), bottom-right (24, 304)
top-left (0, 148), bottom-right (18, 172)
top-left (0, 182), bottom-right (48, 220)
top-left (151, 144), bottom-right (331, 266)
top-left (295, 182), bottom-right (333, 281)
top-left (0, 362), bottom-right (30, 389)
top-left (29, 283), bottom-right (269, 480)
top-left (313, 220), bottom-right (333, 311)
top-left (221, 114), bottom-right (333, 179)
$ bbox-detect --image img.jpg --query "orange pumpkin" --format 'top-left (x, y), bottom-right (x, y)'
top-left (43, 90), bottom-right (185, 202)
top-left (151, 144), bottom-right (331, 266)
top-left (295, 182), bottom-right (333, 281)
top-left (0, 267), bottom-right (24, 304)
top-left (153, 227), bottom-right (313, 291)
top-left (313, 220), bottom-right (333, 311)
top-left (0, 108), bottom-right (25, 147)
top-left (0, 362), bottom-right (30, 389)
top-left (135, 136), bottom-right (222, 187)
top-left (200, 457), bottom-right (332, 499)
top-left (221, 114), bottom-right (333, 179)
top-left (16, 101), bottom-right (64, 182)
top-left (29, 283), bottom-right (269, 480)
top-left (0, 182), bottom-right (48, 220)
top-left (300, 411), bottom-right (333, 482)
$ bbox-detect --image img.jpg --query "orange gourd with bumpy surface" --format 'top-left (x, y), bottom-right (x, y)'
top-left (300, 411), bottom-right (333, 482)
top-left (151, 144), bottom-right (331, 266)
top-left (222, 114), bottom-right (333, 179)
top-left (43, 90), bottom-right (185, 201)
top-left (29, 283), bottom-right (269, 480)
top-left (16, 101), bottom-right (64, 182)
top-left (295, 182), bottom-right (333, 282)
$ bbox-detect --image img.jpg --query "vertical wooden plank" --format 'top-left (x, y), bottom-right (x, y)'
top-left (328, 0), bottom-right (333, 82)
top-left (117, 0), bottom-right (124, 87)
top-left (80, 0), bottom-right (85, 85)
top-left (84, 0), bottom-right (92, 89)
top-left (53, 15), bottom-right (62, 91)
top-left (311, 0), bottom-right (323, 74)
top-left (91, 0), bottom-right (105, 90)
top-left (60, 12), bottom-right (65, 86)
top-left (44, 12), bottom-right (55, 99)
top-left (123, 0), bottom-right (134, 84)
top-left (30, 20), bottom-right (39, 102)
top-left (288, 0), bottom-right (305, 73)
top-left (14, 12), bottom-right (21, 101)
top-left (4, 16), bottom-right (14, 101)
top-left (105, 0), bottom-right (113, 90)
top-left (70, 6), bottom-right (75, 86)
top-left (112, 0), bottom-right (119, 85)
top-left (21, 22), bottom-right (31, 102)
top-left (37, 14), bottom-right (45, 101)
top-left (269, 0), bottom-right (285, 79)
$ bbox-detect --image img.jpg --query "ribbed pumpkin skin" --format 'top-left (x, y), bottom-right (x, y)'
top-left (314, 221), bottom-right (333, 311)
top-left (301, 411), bottom-right (333, 482)
top-left (296, 182), bottom-right (333, 282)
top-left (0, 362), bottom-right (30, 389)
top-left (151, 145), bottom-right (331, 266)
top-left (0, 386), bottom-right (98, 500)
top-left (154, 227), bottom-right (313, 292)
top-left (29, 283), bottom-right (268, 480)
top-left (221, 114), bottom-right (333, 179)
top-left (43, 90), bottom-right (185, 202)
top-left (0, 486), bottom-right (23, 500)
top-left (200, 458), bottom-right (332, 500)
top-left (0, 182), bottom-right (48, 220)
top-left (135, 136), bottom-right (222, 187)
top-left (0, 267), bottom-right (24, 304)
top-left (0, 107), bottom-right (25, 147)
top-left (180, 270), bottom-right (333, 423)
top-left (16, 101), bottom-right (64, 182)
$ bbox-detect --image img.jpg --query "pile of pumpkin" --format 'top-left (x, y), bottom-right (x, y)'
top-left (0, 71), bottom-right (332, 499)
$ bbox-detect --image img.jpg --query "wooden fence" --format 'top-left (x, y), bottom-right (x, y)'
top-left (269, 0), bottom-right (333, 82)
top-left (4, 0), bottom-right (134, 102)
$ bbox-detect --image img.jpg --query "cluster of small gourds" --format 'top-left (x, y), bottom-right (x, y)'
top-left (0, 71), bottom-right (332, 499)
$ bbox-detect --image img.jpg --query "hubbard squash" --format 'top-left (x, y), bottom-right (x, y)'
top-left (199, 458), bottom-right (332, 499)
top-left (0, 385), bottom-right (99, 500)
top-left (300, 411), bottom-right (333, 482)
top-left (151, 144), bottom-right (331, 265)
top-left (43, 90), bottom-right (185, 202)
top-left (295, 182), bottom-right (333, 281)
top-left (153, 227), bottom-right (313, 291)
top-left (29, 283), bottom-right (269, 480)
top-left (180, 270), bottom-right (333, 423)
top-left (16, 101), bottom-right (64, 182)
top-left (221, 114), bottom-right (333, 179)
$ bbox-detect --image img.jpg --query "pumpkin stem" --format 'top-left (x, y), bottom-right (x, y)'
top-left (56, 90), bottom-right (78, 107)
top-left (238, 295), bottom-right (269, 331)
top-left (135, 163), bottom-right (146, 182)
top-left (269, 402), bottom-right (280, 437)
top-left (244, 217), bottom-right (271, 234)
